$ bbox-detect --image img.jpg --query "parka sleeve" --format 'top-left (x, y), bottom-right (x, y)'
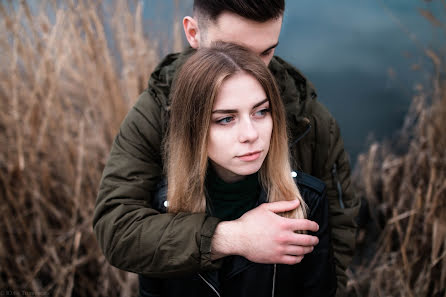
top-left (92, 91), bottom-right (222, 276)
top-left (323, 114), bottom-right (360, 290)
top-left (270, 56), bottom-right (360, 294)
top-left (305, 88), bottom-right (360, 292)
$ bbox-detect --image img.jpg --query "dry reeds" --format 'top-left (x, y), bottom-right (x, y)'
top-left (0, 1), bottom-right (160, 295)
top-left (3, 0), bottom-right (445, 296)
top-left (347, 24), bottom-right (446, 297)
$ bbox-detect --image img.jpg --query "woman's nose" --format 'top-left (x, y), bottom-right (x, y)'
top-left (238, 118), bottom-right (259, 143)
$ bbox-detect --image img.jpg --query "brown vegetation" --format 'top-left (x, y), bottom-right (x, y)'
top-left (347, 27), bottom-right (446, 297)
top-left (0, 1), bottom-right (159, 295)
top-left (1, 1), bottom-right (445, 296)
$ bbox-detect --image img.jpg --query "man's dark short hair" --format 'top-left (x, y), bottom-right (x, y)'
top-left (193, 0), bottom-right (285, 23)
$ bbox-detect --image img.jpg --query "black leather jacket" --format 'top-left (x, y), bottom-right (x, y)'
top-left (139, 171), bottom-right (337, 297)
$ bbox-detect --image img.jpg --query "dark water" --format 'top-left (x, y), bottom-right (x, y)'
top-left (143, 0), bottom-right (444, 165)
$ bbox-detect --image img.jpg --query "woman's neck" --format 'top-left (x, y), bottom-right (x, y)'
top-left (209, 161), bottom-right (247, 183)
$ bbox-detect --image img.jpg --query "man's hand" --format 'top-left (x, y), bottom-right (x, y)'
top-left (211, 200), bottom-right (319, 264)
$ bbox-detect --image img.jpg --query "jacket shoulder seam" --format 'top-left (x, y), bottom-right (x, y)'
top-left (293, 171), bottom-right (326, 194)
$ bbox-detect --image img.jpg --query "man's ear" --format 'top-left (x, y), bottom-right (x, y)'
top-left (183, 16), bottom-right (201, 48)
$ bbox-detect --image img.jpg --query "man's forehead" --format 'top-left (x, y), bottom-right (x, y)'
top-left (206, 12), bottom-right (282, 54)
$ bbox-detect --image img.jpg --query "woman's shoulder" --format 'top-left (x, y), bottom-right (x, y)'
top-left (292, 170), bottom-right (326, 194)
top-left (292, 171), bottom-right (327, 220)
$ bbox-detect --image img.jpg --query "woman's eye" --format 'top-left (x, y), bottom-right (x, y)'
top-left (254, 108), bottom-right (270, 117)
top-left (216, 116), bottom-right (234, 125)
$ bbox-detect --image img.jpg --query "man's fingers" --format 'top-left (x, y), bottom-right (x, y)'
top-left (287, 218), bottom-right (319, 233)
top-left (284, 245), bottom-right (314, 256)
top-left (263, 199), bottom-right (300, 213)
top-left (286, 233), bottom-right (319, 247)
top-left (280, 255), bottom-right (304, 265)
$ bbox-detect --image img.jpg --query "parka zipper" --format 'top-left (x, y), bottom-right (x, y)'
top-left (331, 163), bottom-right (345, 209)
top-left (198, 273), bottom-right (221, 297)
top-left (289, 123), bottom-right (311, 148)
top-left (291, 120), bottom-right (346, 210)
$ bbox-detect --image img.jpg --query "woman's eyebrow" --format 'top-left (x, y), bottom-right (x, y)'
top-left (212, 108), bottom-right (237, 114)
top-left (252, 98), bottom-right (269, 109)
top-left (212, 98), bottom-right (269, 114)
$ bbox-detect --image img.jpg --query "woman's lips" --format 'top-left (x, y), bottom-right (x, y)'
top-left (237, 151), bottom-right (262, 162)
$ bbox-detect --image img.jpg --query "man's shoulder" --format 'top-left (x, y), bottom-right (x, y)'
top-left (121, 52), bottom-right (183, 132)
top-left (269, 56), bottom-right (307, 86)
top-left (270, 56), bottom-right (335, 123)
top-left (148, 47), bottom-right (195, 91)
top-left (149, 52), bottom-right (180, 87)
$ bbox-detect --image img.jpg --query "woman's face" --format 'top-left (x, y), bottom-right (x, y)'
top-left (207, 72), bottom-right (273, 183)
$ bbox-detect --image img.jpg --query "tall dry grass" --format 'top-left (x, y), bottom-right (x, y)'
top-left (2, 0), bottom-right (445, 296)
top-left (0, 1), bottom-right (161, 295)
top-left (347, 9), bottom-right (446, 297)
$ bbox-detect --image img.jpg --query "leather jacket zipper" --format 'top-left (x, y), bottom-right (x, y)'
top-left (198, 273), bottom-right (221, 297)
top-left (271, 264), bottom-right (277, 297)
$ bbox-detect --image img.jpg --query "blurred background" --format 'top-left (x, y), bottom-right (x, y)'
top-left (1, 0), bottom-right (445, 296)
top-left (145, 0), bottom-right (444, 163)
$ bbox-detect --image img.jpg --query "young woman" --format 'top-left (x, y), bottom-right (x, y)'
top-left (139, 42), bottom-right (336, 297)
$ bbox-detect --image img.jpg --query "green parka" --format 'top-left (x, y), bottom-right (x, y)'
top-left (93, 48), bottom-right (360, 293)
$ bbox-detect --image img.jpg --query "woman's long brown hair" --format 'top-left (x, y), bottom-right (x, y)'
top-left (165, 42), bottom-right (307, 219)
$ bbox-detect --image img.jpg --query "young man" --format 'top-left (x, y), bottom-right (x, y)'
top-left (93, 0), bottom-right (359, 295)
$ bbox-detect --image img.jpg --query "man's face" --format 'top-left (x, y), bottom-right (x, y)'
top-left (198, 12), bottom-right (282, 65)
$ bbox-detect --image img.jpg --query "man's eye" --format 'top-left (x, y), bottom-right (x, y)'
top-left (260, 50), bottom-right (272, 57)
top-left (216, 116), bottom-right (234, 124)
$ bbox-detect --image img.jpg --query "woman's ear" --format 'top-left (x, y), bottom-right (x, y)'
top-left (183, 16), bottom-right (201, 48)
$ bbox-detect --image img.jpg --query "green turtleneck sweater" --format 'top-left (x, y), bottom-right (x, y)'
top-left (205, 167), bottom-right (261, 221)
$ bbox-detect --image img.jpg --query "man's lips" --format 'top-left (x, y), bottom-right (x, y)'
top-left (236, 150), bottom-right (262, 161)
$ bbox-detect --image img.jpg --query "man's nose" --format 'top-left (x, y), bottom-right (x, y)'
top-left (238, 118), bottom-right (259, 143)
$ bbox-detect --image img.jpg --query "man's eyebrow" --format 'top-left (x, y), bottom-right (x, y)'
top-left (261, 42), bottom-right (279, 55)
top-left (212, 98), bottom-right (269, 114)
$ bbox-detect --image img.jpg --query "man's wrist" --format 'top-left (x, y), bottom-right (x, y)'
top-left (210, 220), bottom-right (240, 260)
